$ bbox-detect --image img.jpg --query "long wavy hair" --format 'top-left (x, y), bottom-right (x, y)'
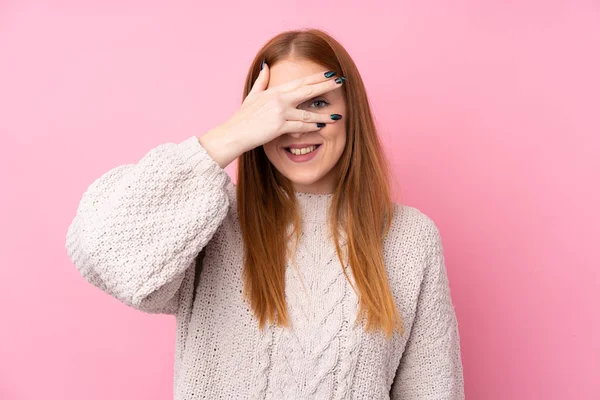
top-left (237, 28), bottom-right (404, 338)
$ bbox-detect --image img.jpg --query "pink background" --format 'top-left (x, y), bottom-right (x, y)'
top-left (1, 1), bottom-right (599, 399)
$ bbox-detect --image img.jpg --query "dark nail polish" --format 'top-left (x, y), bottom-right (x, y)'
top-left (317, 122), bottom-right (326, 128)
top-left (324, 71), bottom-right (336, 78)
top-left (260, 58), bottom-right (265, 70)
top-left (330, 114), bottom-right (342, 120)
top-left (335, 76), bottom-right (346, 84)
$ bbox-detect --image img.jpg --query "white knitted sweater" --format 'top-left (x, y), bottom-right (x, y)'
top-left (65, 135), bottom-right (464, 399)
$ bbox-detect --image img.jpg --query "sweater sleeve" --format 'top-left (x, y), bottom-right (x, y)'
top-left (390, 220), bottom-right (465, 399)
top-left (65, 135), bottom-right (232, 315)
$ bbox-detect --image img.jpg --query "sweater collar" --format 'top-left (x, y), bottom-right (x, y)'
top-left (293, 191), bottom-right (334, 224)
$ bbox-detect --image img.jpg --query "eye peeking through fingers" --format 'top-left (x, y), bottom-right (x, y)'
top-left (309, 99), bottom-right (330, 109)
top-left (298, 97), bottom-right (330, 110)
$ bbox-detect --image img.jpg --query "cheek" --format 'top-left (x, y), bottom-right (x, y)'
top-left (324, 126), bottom-right (347, 155)
top-left (262, 142), bottom-right (278, 162)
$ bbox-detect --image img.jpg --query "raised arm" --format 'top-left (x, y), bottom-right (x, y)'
top-left (65, 135), bottom-right (233, 315)
top-left (65, 63), bottom-right (350, 316)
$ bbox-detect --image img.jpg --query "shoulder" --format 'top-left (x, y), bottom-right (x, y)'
top-left (382, 203), bottom-right (447, 314)
top-left (385, 202), bottom-right (443, 260)
top-left (382, 203), bottom-right (445, 287)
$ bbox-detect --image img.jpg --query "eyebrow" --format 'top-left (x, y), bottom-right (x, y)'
top-left (299, 95), bottom-right (331, 107)
top-left (308, 95), bottom-right (330, 101)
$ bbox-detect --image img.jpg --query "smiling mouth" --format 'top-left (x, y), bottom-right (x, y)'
top-left (283, 144), bottom-right (322, 155)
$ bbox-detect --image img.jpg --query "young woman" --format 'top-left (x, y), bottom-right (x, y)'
top-left (66, 29), bottom-right (464, 399)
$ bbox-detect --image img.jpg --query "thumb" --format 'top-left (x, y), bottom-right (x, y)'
top-left (248, 60), bottom-right (269, 95)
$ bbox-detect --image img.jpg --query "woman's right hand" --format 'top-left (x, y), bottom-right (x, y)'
top-left (199, 61), bottom-right (345, 169)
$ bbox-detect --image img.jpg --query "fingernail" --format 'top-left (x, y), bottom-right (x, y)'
top-left (324, 71), bottom-right (336, 78)
top-left (260, 58), bottom-right (265, 70)
top-left (330, 114), bottom-right (342, 120)
top-left (317, 123), bottom-right (326, 128)
top-left (335, 76), bottom-right (346, 84)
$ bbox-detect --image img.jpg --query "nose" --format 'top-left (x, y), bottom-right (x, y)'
top-left (287, 128), bottom-right (321, 139)
top-left (288, 132), bottom-right (306, 139)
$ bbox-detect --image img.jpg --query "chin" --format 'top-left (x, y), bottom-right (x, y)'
top-left (282, 173), bottom-right (322, 187)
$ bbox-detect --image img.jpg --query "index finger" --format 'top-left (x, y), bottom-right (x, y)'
top-left (282, 74), bottom-right (345, 107)
top-left (271, 69), bottom-right (338, 93)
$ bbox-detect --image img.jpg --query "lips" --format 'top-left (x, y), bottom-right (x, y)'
top-left (283, 144), bottom-right (321, 154)
top-left (283, 143), bottom-right (321, 162)
top-left (283, 143), bottom-right (320, 148)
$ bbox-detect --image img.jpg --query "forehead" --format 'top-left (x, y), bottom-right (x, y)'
top-left (266, 58), bottom-right (329, 89)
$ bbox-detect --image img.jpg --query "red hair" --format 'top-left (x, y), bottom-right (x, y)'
top-left (237, 28), bottom-right (404, 338)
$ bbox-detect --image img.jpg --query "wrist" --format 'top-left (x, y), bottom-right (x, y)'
top-left (198, 123), bottom-right (244, 169)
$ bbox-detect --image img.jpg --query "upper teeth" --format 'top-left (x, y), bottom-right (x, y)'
top-left (289, 145), bottom-right (317, 155)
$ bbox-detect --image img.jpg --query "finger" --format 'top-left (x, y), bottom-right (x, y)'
top-left (282, 76), bottom-right (344, 108)
top-left (284, 108), bottom-right (341, 124)
top-left (273, 69), bottom-right (338, 93)
top-left (279, 120), bottom-right (327, 135)
top-left (248, 61), bottom-right (269, 96)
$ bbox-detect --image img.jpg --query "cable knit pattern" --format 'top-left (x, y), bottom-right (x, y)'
top-left (268, 216), bottom-right (354, 399)
top-left (65, 135), bottom-right (464, 399)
